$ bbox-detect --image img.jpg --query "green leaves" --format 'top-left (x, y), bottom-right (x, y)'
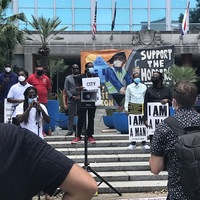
top-left (166, 64), bottom-right (200, 85)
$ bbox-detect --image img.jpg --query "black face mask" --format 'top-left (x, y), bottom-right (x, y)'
top-left (37, 70), bottom-right (43, 76)
top-left (151, 76), bottom-right (160, 85)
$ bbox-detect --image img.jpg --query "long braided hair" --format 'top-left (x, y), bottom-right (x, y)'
top-left (23, 86), bottom-right (40, 124)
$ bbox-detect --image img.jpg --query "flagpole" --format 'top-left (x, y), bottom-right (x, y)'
top-left (110, 1), bottom-right (117, 40)
top-left (92, 0), bottom-right (97, 40)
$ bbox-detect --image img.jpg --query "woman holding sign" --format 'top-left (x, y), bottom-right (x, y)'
top-left (124, 72), bottom-right (150, 150)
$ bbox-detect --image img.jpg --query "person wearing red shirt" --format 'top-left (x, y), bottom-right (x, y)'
top-left (27, 66), bottom-right (52, 105)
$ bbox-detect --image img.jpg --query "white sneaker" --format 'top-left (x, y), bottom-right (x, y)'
top-left (127, 144), bottom-right (136, 150)
top-left (142, 144), bottom-right (150, 150)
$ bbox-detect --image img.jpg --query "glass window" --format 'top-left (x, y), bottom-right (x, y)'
top-left (98, 9), bottom-right (111, 25)
top-left (75, 9), bottom-right (90, 24)
top-left (115, 25), bottom-right (129, 31)
top-left (171, 0), bottom-right (187, 8)
top-left (97, 24), bottom-right (112, 31)
top-left (132, 9), bottom-right (148, 24)
top-left (117, 0), bottom-right (129, 8)
top-left (56, 0), bottom-right (72, 8)
top-left (38, 0), bottom-right (54, 8)
top-left (150, 0), bottom-right (165, 8)
top-left (132, 24), bottom-right (145, 31)
top-left (38, 9), bottom-right (54, 18)
top-left (19, 0), bottom-right (34, 7)
top-left (116, 9), bottom-right (129, 24)
top-left (150, 9), bottom-right (165, 22)
top-left (5, 8), bottom-right (13, 17)
top-left (150, 23), bottom-right (166, 31)
top-left (19, 24), bottom-right (35, 30)
top-left (171, 9), bottom-right (185, 23)
top-left (74, 25), bottom-right (90, 31)
top-left (132, 0), bottom-right (147, 8)
top-left (58, 24), bottom-right (72, 30)
top-left (56, 9), bottom-right (72, 24)
top-left (98, 0), bottom-right (112, 8)
top-left (18, 0), bottom-right (34, 8)
top-left (189, 0), bottom-right (197, 8)
top-left (74, 0), bottom-right (90, 8)
top-left (19, 9), bottom-right (35, 22)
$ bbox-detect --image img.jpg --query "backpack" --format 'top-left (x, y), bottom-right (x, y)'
top-left (165, 116), bottom-right (200, 199)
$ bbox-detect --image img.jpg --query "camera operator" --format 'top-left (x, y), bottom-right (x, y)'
top-left (15, 86), bottom-right (50, 139)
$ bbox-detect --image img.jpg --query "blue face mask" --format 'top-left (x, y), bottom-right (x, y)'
top-left (134, 77), bottom-right (140, 84)
top-left (28, 97), bottom-right (37, 104)
top-left (88, 67), bottom-right (95, 74)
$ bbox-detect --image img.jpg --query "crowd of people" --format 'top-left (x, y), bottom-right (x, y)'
top-left (1, 58), bottom-right (200, 200)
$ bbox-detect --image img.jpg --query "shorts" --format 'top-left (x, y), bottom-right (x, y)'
top-left (0, 123), bottom-right (75, 200)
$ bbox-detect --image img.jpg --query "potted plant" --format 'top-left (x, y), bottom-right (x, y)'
top-left (57, 89), bottom-right (68, 130)
top-left (166, 64), bottom-right (200, 115)
top-left (103, 108), bottom-right (116, 129)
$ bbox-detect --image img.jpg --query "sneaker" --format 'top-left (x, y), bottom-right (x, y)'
top-left (88, 136), bottom-right (96, 144)
top-left (71, 137), bottom-right (81, 144)
top-left (127, 144), bottom-right (136, 150)
top-left (142, 144), bottom-right (150, 150)
top-left (66, 131), bottom-right (73, 136)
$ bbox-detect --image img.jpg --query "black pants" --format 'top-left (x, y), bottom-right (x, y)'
top-left (77, 106), bottom-right (96, 138)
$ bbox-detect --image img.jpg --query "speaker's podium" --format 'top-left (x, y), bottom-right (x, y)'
top-left (80, 90), bottom-right (121, 196)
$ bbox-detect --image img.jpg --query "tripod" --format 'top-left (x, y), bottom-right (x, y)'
top-left (81, 102), bottom-right (121, 196)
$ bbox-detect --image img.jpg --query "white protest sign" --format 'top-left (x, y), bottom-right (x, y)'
top-left (128, 114), bottom-right (147, 142)
top-left (147, 102), bottom-right (169, 135)
top-left (82, 77), bottom-right (101, 105)
top-left (4, 98), bottom-right (14, 123)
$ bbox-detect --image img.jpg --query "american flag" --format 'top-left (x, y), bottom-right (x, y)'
top-left (92, 1), bottom-right (97, 35)
top-left (181, 2), bottom-right (190, 35)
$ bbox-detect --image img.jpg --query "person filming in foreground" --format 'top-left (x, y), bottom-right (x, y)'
top-left (0, 123), bottom-right (97, 200)
top-left (149, 81), bottom-right (200, 200)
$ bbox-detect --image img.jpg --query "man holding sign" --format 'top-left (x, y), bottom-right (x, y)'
top-left (71, 62), bottom-right (99, 144)
top-left (124, 72), bottom-right (149, 150)
top-left (144, 71), bottom-right (172, 143)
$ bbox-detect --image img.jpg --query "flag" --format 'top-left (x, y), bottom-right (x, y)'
top-left (111, 2), bottom-right (117, 32)
top-left (181, 2), bottom-right (190, 35)
top-left (92, 1), bottom-right (97, 35)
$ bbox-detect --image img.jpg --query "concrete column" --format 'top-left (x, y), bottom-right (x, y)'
top-left (24, 54), bottom-right (33, 74)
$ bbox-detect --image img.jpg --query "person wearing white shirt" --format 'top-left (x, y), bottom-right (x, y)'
top-left (16, 86), bottom-right (50, 139)
top-left (7, 69), bottom-right (32, 125)
top-left (124, 72), bottom-right (150, 150)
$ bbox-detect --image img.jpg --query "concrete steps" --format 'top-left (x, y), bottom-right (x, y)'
top-left (45, 132), bottom-right (168, 194)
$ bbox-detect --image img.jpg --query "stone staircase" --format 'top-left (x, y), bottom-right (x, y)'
top-left (45, 132), bottom-right (168, 195)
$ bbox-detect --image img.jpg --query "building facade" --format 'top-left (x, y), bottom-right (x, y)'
top-left (9, 0), bottom-right (200, 79)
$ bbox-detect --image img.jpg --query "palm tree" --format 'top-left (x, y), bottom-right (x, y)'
top-left (24, 15), bottom-right (68, 67)
top-left (0, 0), bottom-right (26, 67)
top-left (166, 64), bottom-right (200, 85)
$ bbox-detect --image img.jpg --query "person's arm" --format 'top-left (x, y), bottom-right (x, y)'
top-left (149, 155), bottom-right (165, 175)
top-left (124, 85), bottom-right (131, 112)
top-left (62, 90), bottom-right (68, 111)
top-left (35, 102), bottom-right (50, 124)
top-left (16, 103), bottom-right (32, 123)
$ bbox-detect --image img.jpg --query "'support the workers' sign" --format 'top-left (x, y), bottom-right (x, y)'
top-left (147, 102), bottom-right (169, 135)
top-left (128, 114), bottom-right (147, 142)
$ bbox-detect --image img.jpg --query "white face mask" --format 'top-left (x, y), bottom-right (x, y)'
top-left (113, 60), bottom-right (123, 67)
top-left (28, 97), bottom-right (37, 104)
top-left (5, 67), bottom-right (11, 73)
top-left (18, 75), bottom-right (26, 82)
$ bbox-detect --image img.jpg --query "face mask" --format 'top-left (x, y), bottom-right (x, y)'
top-left (113, 60), bottom-right (123, 68)
top-left (134, 77), bottom-right (140, 84)
top-left (28, 97), bottom-right (37, 104)
top-left (36, 70), bottom-right (43, 76)
top-left (151, 77), bottom-right (160, 85)
top-left (5, 67), bottom-right (11, 73)
top-left (88, 67), bottom-right (95, 74)
top-left (18, 75), bottom-right (26, 82)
